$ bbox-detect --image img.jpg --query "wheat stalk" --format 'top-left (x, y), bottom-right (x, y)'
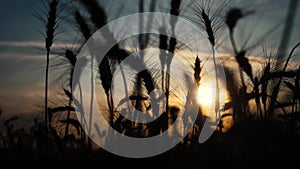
top-left (193, 56), bottom-right (204, 141)
top-left (185, 0), bottom-right (228, 123)
top-left (75, 10), bottom-right (91, 41)
top-left (276, 0), bottom-right (299, 69)
top-left (268, 42), bottom-right (300, 117)
top-left (194, 56), bottom-right (201, 87)
top-left (201, 10), bottom-right (222, 122)
top-left (45, 0), bottom-right (59, 129)
top-left (63, 49), bottom-right (76, 137)
top-left (165, 0), bottom-right (181, 117)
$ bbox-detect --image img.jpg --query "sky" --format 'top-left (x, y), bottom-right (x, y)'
top-left (0, 0), bottom-right (300, 123)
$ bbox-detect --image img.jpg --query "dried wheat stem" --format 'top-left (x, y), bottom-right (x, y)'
top-left (75, 10), bottom-right (91, 41)
top-left (45, 0), bottom-right (58, 129)
top-left (201, 9), bottom-right (221, 122)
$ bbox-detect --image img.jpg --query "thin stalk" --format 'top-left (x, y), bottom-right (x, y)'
top-left (159, 31), bottom-right (168, 92)
top-left (110, 91), bottom-right (114, 127)
top-left (229, 31), bottom-right (238, 54)
top-left (44, 0), bottom-right (58, 129)
top-left (229, 31), bottom-right (246, 87)
top-left (106, 95), bottom-right (112, 125)
top-left (166, 0), bottom-right (181, 116)
top-left (88, 58), bottom-right (94, 149)
top-left (64, 96), bottom-right (72, 137)
top-left (45, 49), bottom-right (50, 129)
top-left (166, 62), bottom-right (171, 119)
top-left (119, 63), bottom-right (131, 121)
top-left (60, 50), bottom-right (77, 137)
top-left (276, 0), bottom-right (299, 68)
top-left (212, 46), bottom-right (220, 122)
top-left (268, 42), bottom-right (300, 117)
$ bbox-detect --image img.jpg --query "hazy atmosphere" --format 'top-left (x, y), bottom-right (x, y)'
top-left (0, 0), bottom-right (299, 120)
top-left (0, 0), bottom-right (300, 168)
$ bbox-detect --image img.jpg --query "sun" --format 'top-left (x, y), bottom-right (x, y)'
top-left (196, 83), bottom-right (227, 108)
top-left (197, 85), bottom-right (215, 107)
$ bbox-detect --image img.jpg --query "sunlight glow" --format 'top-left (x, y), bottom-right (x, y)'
top-left (196, 83), bottom-right (227, 109)
top-left (197, 85), bottom-right (214, 107)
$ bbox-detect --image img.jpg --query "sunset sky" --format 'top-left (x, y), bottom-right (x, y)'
top-left (0, 0), bottom-right (299, 123)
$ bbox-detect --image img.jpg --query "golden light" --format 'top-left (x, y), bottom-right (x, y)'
top-left (196, 82), bottom-right (227, 108)
top-left (197, 85), bottom-right (214, 106)
top-left (197, 82), bottom-right (233, 131)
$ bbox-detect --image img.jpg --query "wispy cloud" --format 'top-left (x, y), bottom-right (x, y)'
top-left (0, 40), bottom-right (80, 49)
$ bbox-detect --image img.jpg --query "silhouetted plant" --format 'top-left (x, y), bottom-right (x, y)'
top-left (0, 108), bottom-right (3, 147)
top-left (165, 0), bottom-right (181, 118)
top-left (159, 27), bottom-right (168, 92)
top-left (260, 59), bottom-right (271, 117)
top-left (75, 10), bottom-right (91, 41)
top-left (44, 0), bottom-right (59, 129)
top-left (184, 0), bottom-right (229, 122)
top-left (192, 56), bottom-right (205, 142)
top-left (99, 56), bottom-right (114, 126)
top-left (61, 50), bottom-right (77, 137)
top-left (31, 0), bottom-right (61, 129)
top-left (267, 42), bottom-right (300, 118)
top-left (275, 0), bottom-right (299, 68)
top-left (224, 5), bottom-right (300, 128)
top-left (194, 56), bottom-right (201, 87)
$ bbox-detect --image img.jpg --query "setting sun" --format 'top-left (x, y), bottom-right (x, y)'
top-left (196, 83), bottom-right (227, 109)
top-left (197, 86), bottom-right (214, 106)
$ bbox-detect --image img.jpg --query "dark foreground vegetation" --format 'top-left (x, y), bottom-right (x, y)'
top-left (0, 119), bottom-right (299, 169)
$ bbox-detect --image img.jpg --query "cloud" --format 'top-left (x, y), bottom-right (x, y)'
top-left (0, 40), bottom-right (81, 52)
top-left (0, 41), bottom-right (44, 48)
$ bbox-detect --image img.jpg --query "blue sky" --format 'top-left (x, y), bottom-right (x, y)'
top-left (0, 0), bottom-right (299, 122)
